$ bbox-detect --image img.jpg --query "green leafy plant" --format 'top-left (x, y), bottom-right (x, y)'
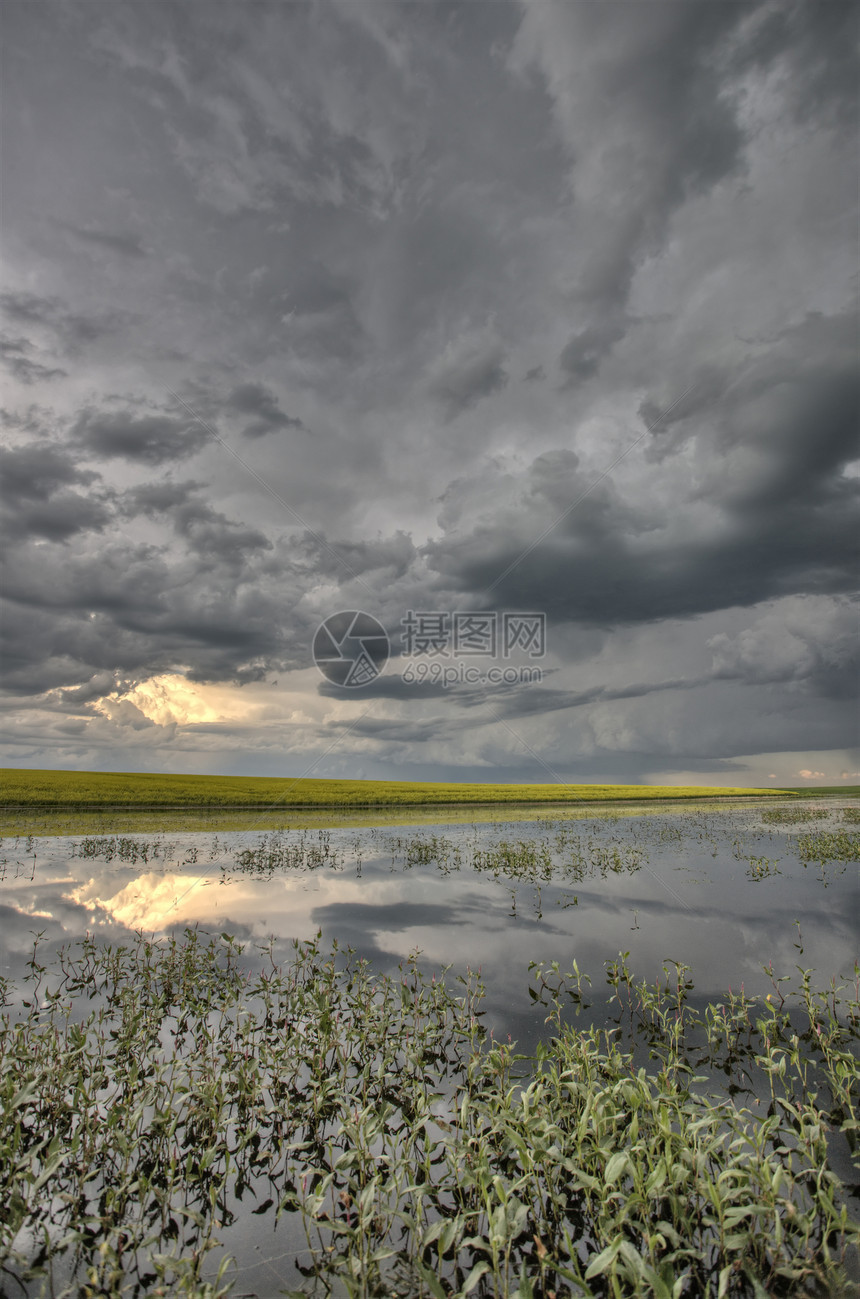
top-left (1, 932), bottom-right (857, 1297)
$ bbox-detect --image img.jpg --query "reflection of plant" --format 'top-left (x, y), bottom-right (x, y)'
top-left (234, 829), bottom-right (341, 876)
top-left (389, 829), bottom-right (645, 888)
top-left (746, 855), bottom-right (781, 881)
top-left (1, 932), bottom-right (857, 1297)
top-left (73, 835), bottom-right (176, 864)
top-left (221, 828), bottom-right (646, 906)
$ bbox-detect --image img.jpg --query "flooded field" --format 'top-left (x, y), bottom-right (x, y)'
top-left (0, 799), bottom-right (857, 1296)
top-left (2, 800), bottom-right (857, 1035)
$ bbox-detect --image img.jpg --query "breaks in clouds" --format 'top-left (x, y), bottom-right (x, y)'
top-left (0, 0), bottom-right (857, 784)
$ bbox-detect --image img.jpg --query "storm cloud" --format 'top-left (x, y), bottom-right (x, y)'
top-left (73, 407), bottom-right (211, 464)
top-left (0, 0), bottom-right (856, 784)
top-left (227, 383), bottom-right (308, 438)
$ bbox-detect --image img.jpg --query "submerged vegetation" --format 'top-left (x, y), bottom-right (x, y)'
top-left (1, 931), bottom-right (858, 1298)
top-left (216, 825), bottom-right (648, 921)
top-left (0, 768), bottom-right (789, 811)
top-left (762, 810), bottom-right (830, 825)
top-left (797, 831), bottom-right (860, 865)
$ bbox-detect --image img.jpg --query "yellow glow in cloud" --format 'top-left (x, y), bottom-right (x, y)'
top-left (94, 673), bottom-right (265, 726)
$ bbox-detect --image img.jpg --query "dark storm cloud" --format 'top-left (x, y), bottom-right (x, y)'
top-left (0, 531), bottom-right (293, 696)
top-left (0, 443), bottom-right (97, 501)
top-left (0, 337), bottom-right (66, 384)
top-left (479, 677), bottom-right (707, 720)
top-left (0, 443), bottom-right (109, 542)
top-left (428, 312), bottom-right (859, 626)
top-left (511, 0), bottom-right (752, 379)
top-left (3, 356), bottom-right (67, 385)
top-left (60, 222), bottom-right (149, 259)
top-left (0, 291), bottom-right (62, 329)
top-left (0, 0), bottom-right (856, 776)
top-left (652, 314), bottom-right (859, 506)
top-left (433, 485), bottom-right (856, 628)
top-left (121, 480), bottom-right (205, 516)
top-left (322, 678), bottom-right (707, 741)
top-left (0, 291), bottom-right (127, 353)
top-left (0, 427), bottom-right (364, 698)
top-left (0, 443), bottom-right (298, 697)
top-left (73, 407), bottom-right (210, 464)
top-left (517, 1), bottom-right (858, 390)
top-left (292, 530), bottom-right (416, 580)
top-left (171, 498), bottom-right (273, 561)
top-left (426, 336), bottom-right (509, 422)
top-left (328, 711), bottom-right (472, 747)
top-left (731, 1), bottom-right (859, 130)
top-left (0, 404), bottom-right (51, 434)
top-left (558, 318), bottom-right (628, 386)
top-left (47, 670), bottom-right (138, 709)
top-left (318, 674), bottom-right (454, 703)
top-left (118, 477), bottom-right (272, 558)
top-left (226, 382), bottom-right (307, 438)
top-left (1, 393), bottom-right (343, 699)
top-left (6, 494), bottom-right (113, 544)
top-left (709, 598), bottom-right (860, 702)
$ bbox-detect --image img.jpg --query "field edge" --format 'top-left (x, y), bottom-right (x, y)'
top-left (0, 767), bottom-right (804, 809)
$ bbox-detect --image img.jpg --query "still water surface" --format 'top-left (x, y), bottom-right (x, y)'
top-left (2, 798), bottom-right (857, 1039)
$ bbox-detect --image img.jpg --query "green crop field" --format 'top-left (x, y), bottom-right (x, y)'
top-left (0, 767), bottom-right (792, 809)
top-left (780, 785), bottom-right (860, 798)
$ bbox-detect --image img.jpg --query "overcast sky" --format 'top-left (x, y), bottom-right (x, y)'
top-left (1, 0), bottom-right (858, 787)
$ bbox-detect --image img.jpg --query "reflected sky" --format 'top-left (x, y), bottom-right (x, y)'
top-left (1, 800), bottom-right (856, 1042)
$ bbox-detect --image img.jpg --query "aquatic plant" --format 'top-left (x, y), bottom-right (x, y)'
top-left (746, 855), bottom-right (782, 881)
top-left (762, 810), bottom-right (829, 826)
top-left (796, 831), bottom-right (860, 865)
top-left (233, 830), bottom-right (342, 876)
top-left (1, 931), bottom-right (857, 1297)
